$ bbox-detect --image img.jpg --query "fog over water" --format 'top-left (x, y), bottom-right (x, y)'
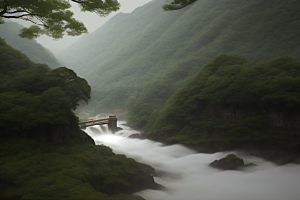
top-left (85, 121), bottom-right (300, 200)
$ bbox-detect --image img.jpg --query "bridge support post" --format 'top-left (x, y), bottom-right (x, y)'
top-left (108, 116), bottom-right (118, 133)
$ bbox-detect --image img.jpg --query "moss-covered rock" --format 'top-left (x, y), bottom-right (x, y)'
top-left (209, 154), bottom-right (244, 170)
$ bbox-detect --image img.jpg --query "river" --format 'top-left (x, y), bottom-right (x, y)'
top-left (84, 121), bottom-right (300, 200)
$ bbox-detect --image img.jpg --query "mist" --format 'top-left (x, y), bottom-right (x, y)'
top-left (85, 122), bottom-right (300, 200)
top-left (35, 0), bottom-right (153, 55)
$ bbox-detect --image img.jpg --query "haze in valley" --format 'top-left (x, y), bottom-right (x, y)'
top-left (10, 0), bottom-right (153, 55)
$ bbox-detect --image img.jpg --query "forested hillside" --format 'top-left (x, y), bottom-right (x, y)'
top-left (0, 37), bottom-right (155, 200)
top-left (58, 0), bottom-right (300, 127)
top-left (0, 21), bottom-right (61, 68)
top-left (146, 54), bottom-right (300, 162)
top-left (0, 37), bottom-right (91, 142)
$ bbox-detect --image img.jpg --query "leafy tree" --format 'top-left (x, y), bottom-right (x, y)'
top-left (0, 0), bottom-right (120, 39)
top-left (0, 0), bottom-right (197, 39)
top-left (51, 67), bottom-right (91, 110)
top-left (147, 54), bottom-right (300, 147)
top-left (0, 37), bottom-right (91, 137)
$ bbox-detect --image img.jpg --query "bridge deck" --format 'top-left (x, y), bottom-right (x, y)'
top-left (80, 119), bottom-right (109, 127)
top-left (79, 116), bottom-right (118, 133)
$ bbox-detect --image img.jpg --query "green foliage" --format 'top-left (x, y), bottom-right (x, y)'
top-left (162, 0), bottom-right (198, 11)
top-left (0, 0), bottom-right (120, 39)
top-left (0, 138), bottom-right (148, 200)
top-left (148, 54), bottom-right (300, 145)
top-left (51, 67), bottom-right (91, 109)
top-left (0, 37), bottom-right (90, 136)
top-left (19, 25), bottom-right (42, 40)
top-left (58, 0), bottom-right (300, 127)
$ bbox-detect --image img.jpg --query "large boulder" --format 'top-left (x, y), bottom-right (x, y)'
top-left (210, 154), bottom-right (245, 170)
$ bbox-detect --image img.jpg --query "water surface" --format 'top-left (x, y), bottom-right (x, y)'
top-left (85, 121), bottom-right (300, 200)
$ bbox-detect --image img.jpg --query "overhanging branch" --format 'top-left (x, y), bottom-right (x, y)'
top-left (22, 18), bottom-right (44, 26)
top-left (1, 14), bottom-right (35, 18)
top-left (6, 9), bottom-right (28, 14)
top-left (71, 0), bottom-right (85, 3)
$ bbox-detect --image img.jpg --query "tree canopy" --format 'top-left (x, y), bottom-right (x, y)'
top-left (147, 54), bottom-right (300, 146)
top-left (0, 37), bottom-right (91, 135)
top-left (0, 0), bottom-right (120, 39)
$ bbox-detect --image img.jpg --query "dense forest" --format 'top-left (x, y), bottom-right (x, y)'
top-left (0, 38), bottom-right (155, 200)
top-left (0, 37), bottom-right (90, 141)
top-left (146, 54), bottom-right (300, 161)
top-left (0, 21), bottom-right (61, 69)
top-left (58, 0), bottom-right (300, 129)
top-left (1, 0), bottom-right (300, 198)
top-left (0, 138), bottom-right (153, 200)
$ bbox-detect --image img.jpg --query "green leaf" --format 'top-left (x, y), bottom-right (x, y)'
top-left (19, 26), bottom-right (42, 40)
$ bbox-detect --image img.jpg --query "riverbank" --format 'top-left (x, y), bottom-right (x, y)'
top-left (86, 123), bottom-right (300, 200)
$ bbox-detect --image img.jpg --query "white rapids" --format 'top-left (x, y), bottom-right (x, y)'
top-left (84, 121), bottom-right (300, 200)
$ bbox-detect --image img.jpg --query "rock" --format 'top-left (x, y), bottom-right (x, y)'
top-left (132, 162), bottom-right (166, 192)
top-left (209, 154), bottom-right (245, 170)
top-left (136, 162), bottom-right (159, 177)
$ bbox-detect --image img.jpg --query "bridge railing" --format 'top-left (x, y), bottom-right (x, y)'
top-left (79, 116), bottom-right (118, 133)
top-left (84, 120), bottom-right (109, 126)
top-left (80, 119), bottom-right (109, 125)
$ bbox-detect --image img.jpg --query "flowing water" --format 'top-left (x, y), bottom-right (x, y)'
top-left (84, 121), bottom-right (300, 200)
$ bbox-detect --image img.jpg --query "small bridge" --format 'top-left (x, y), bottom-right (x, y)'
top-left (80, 116), bottom-right (118, 133)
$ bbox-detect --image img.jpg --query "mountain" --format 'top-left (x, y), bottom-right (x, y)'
top-left (58, 0), bottom-right (300, 125)
top-left (0, 21), bottom-right (61, 68)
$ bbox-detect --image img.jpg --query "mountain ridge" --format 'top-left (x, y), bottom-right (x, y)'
top-left (58, 0), bottom-right (300, 124)
top-left (0, 21), bottom-right (61, 68)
